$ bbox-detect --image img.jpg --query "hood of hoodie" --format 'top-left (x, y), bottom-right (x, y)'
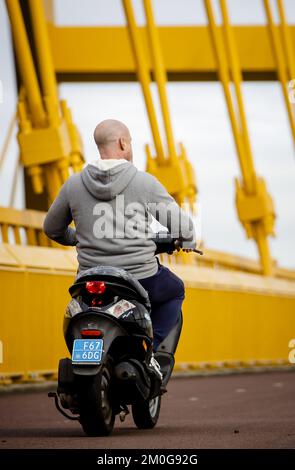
top-left (81, 161), bottom-right (137, 201)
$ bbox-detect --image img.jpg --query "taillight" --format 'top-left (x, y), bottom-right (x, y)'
top-left (81, 329), bottom-right (103, 338)
top-left (85, 281), bottom-right (106, 294)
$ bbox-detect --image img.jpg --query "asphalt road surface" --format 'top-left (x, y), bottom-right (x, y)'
top-left (0, 371), bottom-right (294, 449)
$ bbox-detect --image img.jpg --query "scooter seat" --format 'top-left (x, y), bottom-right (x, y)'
top-left (71, 265), bottom-right (151, 310)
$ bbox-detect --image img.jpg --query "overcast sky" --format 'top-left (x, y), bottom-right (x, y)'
top-left (54, 0), bottom-right (295, 25)
top-left (0, 0), bottom-right (294, 268)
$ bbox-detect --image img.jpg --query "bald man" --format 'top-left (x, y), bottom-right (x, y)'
top-left (44, 119), bottom-right (195, 360)
top-left (93, 119), bottom-right (133, 162)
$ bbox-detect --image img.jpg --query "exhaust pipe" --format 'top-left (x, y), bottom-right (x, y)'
top-left (115, 361), bottom-right (151, 401)
top-left (115, 362), bottom-right (137, 381)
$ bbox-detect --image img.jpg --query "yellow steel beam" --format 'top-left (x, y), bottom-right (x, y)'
top-left (122, 0), bottom-right (197, 204)
top-left (5, 0), bottom-right (47, 128)
top-left (5, 0), bottom-right (85, 205)
top-left (277, 0), bottom-right (295, 130)
top-left (278, 0), bottom-right (295, 80)
top-left (263, 0), bottom-right (295, 143)
top-left (143, 0), bottom-right (177, 163)
top-left (204, 0), bottom-right (249, 187)
top-left (220, 0), bottom-right (275, 276)
top-left (220, 0), bottom-right (254, 188)
top-left (27, 0), bottom-right (69, 203)
top-left (28, 0), bottom-right (59, 112)
top-left (45, 24), bottom-right (295, 77)
top-left (122, 0), bottom-right (165, 163)
top-left (204, 0), bottom-right (275, 276)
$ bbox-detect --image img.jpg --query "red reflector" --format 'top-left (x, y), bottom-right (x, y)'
top-left (81, 329), bottom-right (103, 338)
top-left (85, 281), bottom-right (106, 294)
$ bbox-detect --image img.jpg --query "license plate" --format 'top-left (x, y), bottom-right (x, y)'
top-left (72, 339), bottom-right (103, 364)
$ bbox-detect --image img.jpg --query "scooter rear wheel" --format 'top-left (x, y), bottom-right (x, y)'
top-left (132, 395), bottom-right (161, 429)
top-left (77, 364), bottom-right (115, 436)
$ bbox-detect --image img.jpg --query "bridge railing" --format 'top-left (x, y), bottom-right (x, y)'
top-left (0, 206), bottom-right (51, 247)
top-left (1, 206), bottom-right (295, 281)
top-left (0, 206), bottom-right (295, 385)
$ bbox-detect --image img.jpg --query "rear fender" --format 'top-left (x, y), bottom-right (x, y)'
top-left (65, 311), bottom-right (128, 376)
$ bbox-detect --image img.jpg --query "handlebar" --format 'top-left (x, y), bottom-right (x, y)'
top-left (152, 233), bottom-right (203, 256)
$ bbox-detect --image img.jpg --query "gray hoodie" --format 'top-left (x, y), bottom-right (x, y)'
top-left (43, 161), bottom-right (195, 279)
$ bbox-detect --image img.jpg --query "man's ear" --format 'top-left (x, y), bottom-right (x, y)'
top-left (119, 137), bottom-right (126, 151)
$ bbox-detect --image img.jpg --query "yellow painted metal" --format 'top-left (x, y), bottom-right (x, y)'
top-left (0, 265), bottom-right (70, 382)
top-left (123, 0), bottom-right (196, 204)
top-left (145, 144), bottom-right (196, 205)
top-left (0, 247), bottom-right (295, 382)
top-left (46, 24), bottom-right (295, 76)
top-left (28, 0), bottom-right (58, 107)
top-left (5, 0), bottom-right (47, 128)
top-left (18, 113), bottom-right (72, 167)
top-left (5, 0), bottom-right (84, 204)
top-left (17, 94), bottom-right (74, 200)
top-left (122, 0), bottom-right (165, 164)
top-left (2, 1), bottom-right (295, 382)
top-left (60, 100), bottom-right (84, 173)
top-left (144, 0), bottom-right (197, 205)
top-left (263, 0), bottom-right (295, 143)
top-left (172, 263), bottom-right (295, 367)
top-left (2, 205), bottom-right (295, 279)
top-left (0, 206), bottom-right (51, 247)
top-left (204, 0), bottom-right (275, 276)
top-left (277, 0), bottom-right (295, 123)
top-left (220, 0), bottom-right (254, 187)
top-left (143, 0), bottom-right (177, 164)
top-left (0, 206), bottom-right (294, 380)
top-left (277, 0), bottom-right (295, 80)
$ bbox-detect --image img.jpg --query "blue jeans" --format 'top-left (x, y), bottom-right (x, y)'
top-left (138, 260), bottom-right (185, 350)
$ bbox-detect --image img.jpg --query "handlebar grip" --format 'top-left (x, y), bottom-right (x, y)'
top-left (152, 233), bottom-right (203, 255)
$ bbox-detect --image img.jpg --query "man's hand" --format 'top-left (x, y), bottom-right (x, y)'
top-left (174, 240), bottom-right (195, 253)
top-left (174, 240), bottom-right (203, 255)
top-left (174, 240), bottom-right (182, 252)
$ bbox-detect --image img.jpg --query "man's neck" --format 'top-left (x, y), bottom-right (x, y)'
top-left (90, 158), bottom-right (129, 170)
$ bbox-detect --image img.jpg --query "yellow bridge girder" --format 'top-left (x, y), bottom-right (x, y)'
top-left (122, 0), bottom-right (197, 206)
top-left (0, 243), bottom-right (295, 384)
top-left (5, 0), bottom-right (85, 205)
top-left (47, 24), bottom-right (295, 79)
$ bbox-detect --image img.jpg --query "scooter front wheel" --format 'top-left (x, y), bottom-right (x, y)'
top-left (132, 395), bottom-right (161, 429)
top-left (77, 364), bottom-right (115, 436)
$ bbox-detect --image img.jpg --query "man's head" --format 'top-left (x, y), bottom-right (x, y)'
top-left (93, 119), bottom-right (133, 162)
